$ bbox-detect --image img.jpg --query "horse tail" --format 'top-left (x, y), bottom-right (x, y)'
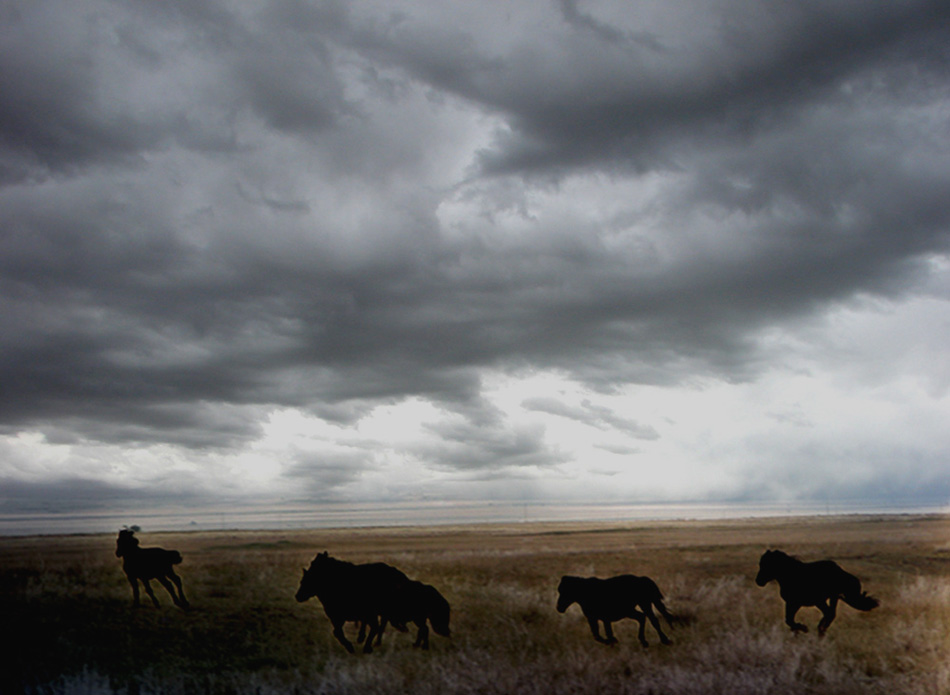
top-left (655, 595), bottom-right (677, 628)
top-left (843, 590), bottom-right (879, 612)
top-left (839, 571), bottom-right (878, 611)
top-left (646, 579), bottom-right (676, 627)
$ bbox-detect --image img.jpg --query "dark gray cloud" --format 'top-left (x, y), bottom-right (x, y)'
top-left (522, 397), bottom-right (659, 439)
top-left (0, 0), bottom-right (948, 512)
top-left (0, 476), bottom-right (211, 514)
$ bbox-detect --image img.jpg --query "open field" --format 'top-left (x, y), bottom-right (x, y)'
top-left (2, 514), bottom-right (949, 694)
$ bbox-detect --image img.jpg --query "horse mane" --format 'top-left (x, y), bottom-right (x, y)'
top-left (558, 575), bottom-right (584, 590)
top-left (763, 549), bottom-right (801, 565)
top-left (308, 551), bottom-right (355, 571)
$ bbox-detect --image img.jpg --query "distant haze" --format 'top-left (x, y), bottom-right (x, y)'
top-left (1, 1), bottom-right (949, 522)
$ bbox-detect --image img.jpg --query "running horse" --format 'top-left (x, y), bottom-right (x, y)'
top-left (755, 549), bottom-right (879, 636)
top-left (115, 528), bottom-right (189, 610)
top-left (556, 573), bottom-right (674, 647)
top-left (295, 552), bottom-right (410, 654)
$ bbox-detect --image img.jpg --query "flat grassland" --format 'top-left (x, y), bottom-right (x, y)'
top-left (2, 514), bottom-right (948, 694)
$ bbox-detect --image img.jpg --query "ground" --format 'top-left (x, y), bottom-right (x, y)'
top-left (2, 513), bottom-right (948, 694)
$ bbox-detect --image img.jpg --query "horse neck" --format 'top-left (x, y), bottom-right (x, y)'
top-left (770, 553), bottom-right (802, 582)
top-left (306, 561), bottom-right (350, 594)
top-left (117, 543), bottom-right (138, 558)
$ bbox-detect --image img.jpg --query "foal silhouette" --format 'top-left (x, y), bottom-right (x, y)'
top-left (756, 549), bottom-right (879, 636)
top-left (557, 574), bottom-right (674, 647)
top-left (380, 579), bottom-right (451, 650)
top-left (115, 529), bottom-right (189, 610)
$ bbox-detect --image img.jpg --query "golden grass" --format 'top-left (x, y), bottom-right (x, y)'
top-left (2, 513), bottom-right (948, 694)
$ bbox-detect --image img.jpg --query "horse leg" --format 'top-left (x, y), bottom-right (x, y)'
top-left (141, 579), bottom-right (161, 608)
top-left (167, 570), bottom-right (189, 609)
top-left (602, 621), bottom-right (618, 645)
top-left (414, 621), bottom-right (430, 650)
top-left (157, 574), bottom-right (189, 610)
top-left (785, 602), bottom-right (807, 633)
top-left (633, 612), bottom-right (649, 648)
top-left (127, 575), bottom-right (141, 606)
top-left (817, 598), bottom-right (838, 637)
top-left (155, 576), bottom-right (181, 607)
top-left (361, 617), bottom-right (380, 653)
top-left (356, 621), bottom-right (367, 643)
top-left (375, 617), bottom-right (387, 647)
top-left (331, 619), bottom-right (356, 654)
top-left (585, 616), bottom-right (609, 644)
top-left (643, 604), bottom-right (672, 646)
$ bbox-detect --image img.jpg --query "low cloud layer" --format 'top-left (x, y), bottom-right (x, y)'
top-left (1, 1), bottom-right (949, 518)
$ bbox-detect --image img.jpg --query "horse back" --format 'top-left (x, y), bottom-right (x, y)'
top-left (610, 574), bottom-right (661, 598)
top-left (361, 562), bottom-right (409, 583)
top-left (574, 575), bottom-right (651, 619)
top-left (143, 546), bottom-right (182, 564)
top-left (318, 561), bottom-right (409, 621)
top-left (785, 559), bottom-right (860, 604)
top-left (124, 547), bottom-right (183, 578)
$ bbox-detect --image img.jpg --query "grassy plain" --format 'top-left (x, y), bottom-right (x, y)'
top-left (2, 514), bottom-right (948, 694)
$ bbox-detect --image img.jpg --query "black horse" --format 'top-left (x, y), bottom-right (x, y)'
top-left (557, 574), bottom-right (674, 647)
top-left (295, 552), bottom-right (409, 653)
top-left (115, 529), bottom-right (189, 610)
top-left (755, 549), bottom-right (879, 636)
top-left (379, 580), bottom-right (451, 650)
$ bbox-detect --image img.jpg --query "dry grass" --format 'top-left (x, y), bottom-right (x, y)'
top-left (2, 514), bottom-right (948, 694)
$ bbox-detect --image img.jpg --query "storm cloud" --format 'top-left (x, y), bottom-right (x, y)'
top-left (1, 0), bottom-right (949, 518)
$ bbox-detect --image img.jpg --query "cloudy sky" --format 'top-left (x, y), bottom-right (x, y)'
top-left (2, 0), bottom-right (949, 519)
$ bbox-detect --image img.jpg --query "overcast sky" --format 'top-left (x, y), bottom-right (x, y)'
top-left (2, 0), bottom-right (949, 519)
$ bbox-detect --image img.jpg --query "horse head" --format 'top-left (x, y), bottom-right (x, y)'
top-left (556, 576), bottom-right (580, 613)
top-left (428, 588), bottom-right (452, 637)
top-left (295, 551), bottom-right (331, 602)
top-left (294, 567), bottom-right (315, 602)
top-left (755, 549), bottom-right (786, 586)
top-left (115, 528), bottom-right (139, 557)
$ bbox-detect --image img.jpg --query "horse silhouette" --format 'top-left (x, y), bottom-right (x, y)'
top-left (378, 579), bottom-right (451, 650)
top-left (295, 552), bottom-right (410, 653)
top-left (557, 574), bottom-right (674, 647)
top-left (115, 529), bottom-right (189, 610)
top-left (755, 549), bottom-right (879, 636)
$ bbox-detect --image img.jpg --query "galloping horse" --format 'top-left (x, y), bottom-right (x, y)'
top-left (755, 549), bottom-right (879, 636)
top-left (295, 552), bottom-right (409, 653)
top-left (557, 574), bottom-right (674, 647)
top-left (115, 529), bottom-right (189, 610)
